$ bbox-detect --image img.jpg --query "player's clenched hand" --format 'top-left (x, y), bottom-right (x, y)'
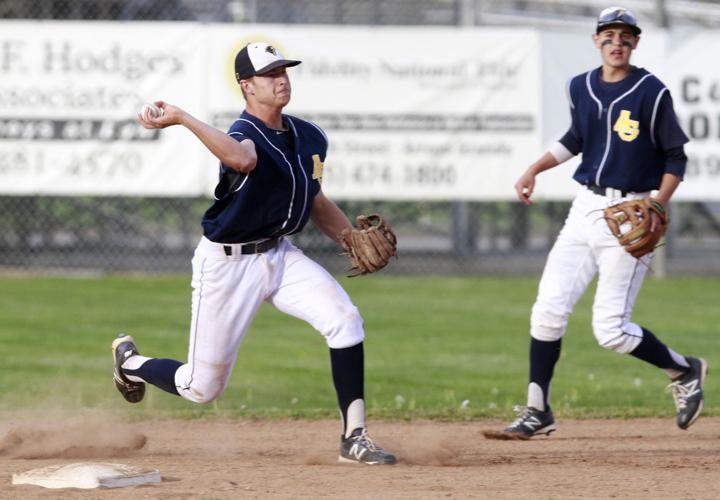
top-left (514, 170), bottom-right (536, 205)
top-left (137, 101), bottom-right (184, 129)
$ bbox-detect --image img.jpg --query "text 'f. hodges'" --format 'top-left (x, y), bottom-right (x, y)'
top-left (0, 40), bottom-right (183, 80)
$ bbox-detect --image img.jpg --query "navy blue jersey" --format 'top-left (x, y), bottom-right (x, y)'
top-left (202, 111), bottom-right (326, 243)
top-left (560, 66), bottom-right (688, 193)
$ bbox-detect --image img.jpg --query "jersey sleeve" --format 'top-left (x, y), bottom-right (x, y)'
top-left (653, 91), bottom-right (689, 178)
top-left (559, 127), bottom-right (582, 155)
top-left (227, 130), bottom-right (248, 143)
top-left (225, 119), bottom-right (253, 146)
top-left (219, 123), bottom-right (251, 171)
top-left (558, 77), bottom-right (583, 155)
top-left (662, 146), bottom-right (688, 180)
top-left (214, 124), bottom-right (250, 199)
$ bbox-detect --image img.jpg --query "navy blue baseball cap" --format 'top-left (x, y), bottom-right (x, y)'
top-left (596, 6), bottom-right (641, 35)
top-left (234, 42), bottom-right (301, 82)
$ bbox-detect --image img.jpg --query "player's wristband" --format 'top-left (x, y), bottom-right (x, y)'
top-left (648, 198), bottom-right (666, 214)
top-left (648, 198), bottom-right (669, 224)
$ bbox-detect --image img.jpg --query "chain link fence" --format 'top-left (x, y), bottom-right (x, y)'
top-left (3, 0), bottom-right (720, 27)
top-left (2, 0), bottom-right (720, 275)
top-left (1, 196), bottom-right (718, 275)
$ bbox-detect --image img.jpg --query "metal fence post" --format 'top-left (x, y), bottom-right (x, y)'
top-left (452, 201), bottom-right (475, 257)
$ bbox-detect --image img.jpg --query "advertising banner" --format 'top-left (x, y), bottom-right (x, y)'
top-left (0, 22), bottom-right (542, 199)
top-left (1, 22), bottom-right (718, 201)
top-left (665, 32), bottom-right (720, 201)
top-left (207, 26), bottom-right (542, 200)
top-left (0, 21), bottom-right (209, 196)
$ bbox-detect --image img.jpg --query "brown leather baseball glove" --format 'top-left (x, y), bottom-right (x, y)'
top-left (603, 198), bottom-right (668, 258)
top-left (339, 214), bottom-right (397, 276)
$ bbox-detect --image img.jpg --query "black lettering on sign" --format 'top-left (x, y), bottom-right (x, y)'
top-left (350, 162), bottom-right (392, 185)
top-left (688, 113), bottom-right (709, 139)
top-left (682, 76), bottom-right (700, 103)
top-left (404, 164), bottom-right (456, 185)
top-left (0, 118), bottom-right (159, 141)
top-left (685, 154), bottom-right (720, 178)
top-left (64, 150), bottom-right (142, 177)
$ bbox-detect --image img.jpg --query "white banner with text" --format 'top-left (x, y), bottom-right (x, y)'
top-left (665, 32), bottom-right (720, 201)
top-left (0, 22), bottom-right (541, 199)
top-left (0, 22), bottom-right (718, 200)
top-left (0, 21), bottom-right (208, 196)
top-left (206, 26), bottom-right (542, 200)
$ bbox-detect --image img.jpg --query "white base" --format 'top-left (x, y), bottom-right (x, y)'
top-left (12, 462), bottom-right (161, 489)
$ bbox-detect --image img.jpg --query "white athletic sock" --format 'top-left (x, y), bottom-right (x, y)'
top-left (527, 382), bottom-right (546, 411)
top-left (344, 398), bottom-right (366, 438)
top-left (121, 355), bottom-right (151, 382)
top-left (665, 350), bottom-right (690, 379)
top-left (670, 350), bottom-right (690, 367)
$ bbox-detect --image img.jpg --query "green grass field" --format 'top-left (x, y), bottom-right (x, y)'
top-left (1, 275), bottom-right (717, 420)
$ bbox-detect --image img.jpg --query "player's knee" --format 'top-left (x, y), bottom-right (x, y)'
top-left (323, 305), bottom-right (365, 349)
top-left (189, 384), bottom-right (225, 404)
top-left (176, 363), bottom-right (231, 404)
top-left (530, 306), bottom-right (567, 341)
top-left (592, 321), bottom-right (642, 354)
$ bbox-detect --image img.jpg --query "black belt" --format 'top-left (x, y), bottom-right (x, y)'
top-left (587, 184), bottom-right (629, 197)
top-left (223, 238), bottom-right (280, 256)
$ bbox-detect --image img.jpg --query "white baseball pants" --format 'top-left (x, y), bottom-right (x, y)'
top-left (530, 186), bottom-right (653, 353)
top-left (174, 237), bottom-right (364, 403)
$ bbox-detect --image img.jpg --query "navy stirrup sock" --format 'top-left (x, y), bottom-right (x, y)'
top-left (630, 328), bottom-right (688, 371)
top-left (125, 358), bottom-right (183, 396)
top-left (529, 338), bottom-right (562, 410)
top-left (330, 342), bottom-right (364, 435)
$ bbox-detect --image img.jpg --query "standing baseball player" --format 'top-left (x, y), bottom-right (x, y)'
top-left (498, 7), bottom-right (708, 438)
top-left (111, 42), bottom-right (396, 465)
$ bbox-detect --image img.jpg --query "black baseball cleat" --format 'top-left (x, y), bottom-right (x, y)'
top-left (667, 356), bottom-right (708, 430)
top-left (502, 405), bottom-right (556, 439)
top-left (339, 427), bottom-right (397, 465)
top-left (112, 334), bottom-right (145, 404)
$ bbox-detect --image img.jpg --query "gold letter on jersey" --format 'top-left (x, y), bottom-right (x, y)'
top-left (312, 154), bottom-right (324, 184)
top-left (613, 110), bottom-right (640, 142)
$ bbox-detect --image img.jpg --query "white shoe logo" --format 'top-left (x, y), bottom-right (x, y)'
top-left (683, 379), bottom-right (700, 397)
top-left (522, 417), bottom-right (542, 430)
top-left (348, 443), bottom-right (367, 460)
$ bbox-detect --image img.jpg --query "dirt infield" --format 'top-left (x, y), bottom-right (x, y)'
top-left (1, 415), bottom-right (718, 499)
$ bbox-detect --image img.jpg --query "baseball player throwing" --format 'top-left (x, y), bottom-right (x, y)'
top-left (111, 42), bottom-right (396, 465)
top-left (498, 7), bottom-right (708, 438)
